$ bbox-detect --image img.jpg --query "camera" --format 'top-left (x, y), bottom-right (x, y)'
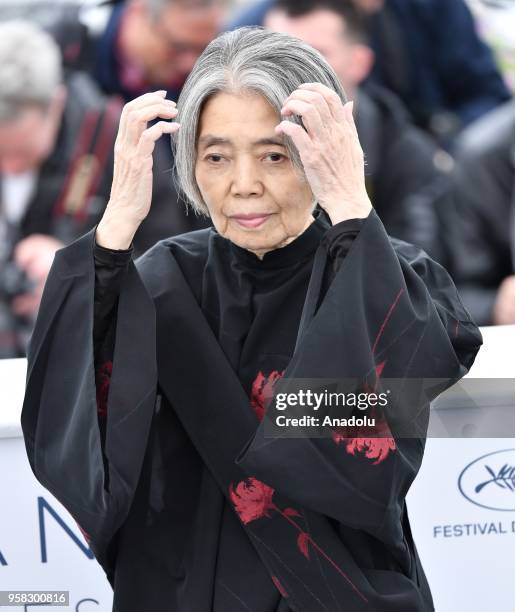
top-left (0, 261), bottom-right (36, 302)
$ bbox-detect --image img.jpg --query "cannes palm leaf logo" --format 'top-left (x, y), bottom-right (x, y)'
top-left (475, 463), bottom-right (515, 494)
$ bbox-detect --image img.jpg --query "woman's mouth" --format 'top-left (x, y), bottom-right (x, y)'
top-left (230, 213), bottom-right (272, 229)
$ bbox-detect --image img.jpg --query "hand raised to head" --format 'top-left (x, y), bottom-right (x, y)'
top-left (275, 82), bottom-right (372, 225)
top-left (96, 91), bottom-right (181, 250)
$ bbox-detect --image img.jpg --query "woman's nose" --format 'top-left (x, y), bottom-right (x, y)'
top-left (230, 158), bottom-right (263, 198)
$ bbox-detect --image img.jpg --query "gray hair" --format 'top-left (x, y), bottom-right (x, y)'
top-left (0, 20), bottom-right (62, 122)
top-left (173, 26), bottom-right (347, 215)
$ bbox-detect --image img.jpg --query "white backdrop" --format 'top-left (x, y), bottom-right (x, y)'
top-left (0, 437), bottom-right (113, 611)
top-left (1, 326), bottom-right (514, 611)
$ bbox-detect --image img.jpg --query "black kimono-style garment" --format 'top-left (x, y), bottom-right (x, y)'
top-left (21, 208), bottom-right (482, 612)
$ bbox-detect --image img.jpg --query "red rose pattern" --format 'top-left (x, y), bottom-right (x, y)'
top-left (229, 477), bottom-right (368, 603)
top-left (229, 477), bottom-right (275, 524)
top-left (332, 413), bottom-right (397, 465)
top-left (250, 370), bottom-right (284, 421)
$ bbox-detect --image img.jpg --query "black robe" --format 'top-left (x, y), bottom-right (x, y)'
top-left (21, 208), bottom-right (482, 611)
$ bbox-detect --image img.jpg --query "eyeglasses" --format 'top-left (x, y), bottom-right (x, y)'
top-left (153, 23), bottom-right (209, 57)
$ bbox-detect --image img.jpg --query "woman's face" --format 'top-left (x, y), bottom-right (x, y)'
top-left (195, 91), bottom-right (315, 258)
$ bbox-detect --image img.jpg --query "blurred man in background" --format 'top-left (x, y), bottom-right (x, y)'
top-left (71, 0), bottom-right (226, 103)
top-left (77, 0), bottom-right (227, 240)
top-left (449, 99), bottom-right (515, 326)
top-left (0, 20), bottom-right (122, 358)
top-left (230, 0), bottom-right (511, 147)
top-left (356, 0), bottom-right (511, 146)
top-left (0, 0), bottom-right (227, 103)
top-left (0, 0), bottom-right (230, 245)
top-left (263, 0), bottom-right (453, 261)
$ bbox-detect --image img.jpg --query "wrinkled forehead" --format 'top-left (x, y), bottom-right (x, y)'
top-left (196, 91), bottom-right (283, 148)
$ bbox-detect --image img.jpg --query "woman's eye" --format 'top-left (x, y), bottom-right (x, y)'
top-left (265, 153), bottom-right (285, 162)
top-left (206, 154), bottom-right (224, 163)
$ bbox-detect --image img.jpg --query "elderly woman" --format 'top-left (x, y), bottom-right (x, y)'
top-left (22, 27), bottom-right (481, 612)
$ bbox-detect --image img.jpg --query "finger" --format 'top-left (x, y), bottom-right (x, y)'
top-left (136, 121), bottom-right (181, 158)
top-left (126, 102), bottom-right (178, 145)
top-left (119, 92), bottom-right (166, 139)
top-left (122, 99), bottom-right (176, 146)
top-left (121, 90), bottom-right (170, 115)
top-left (283, 89), bottom-right (333, 123)
top-left (130, 102), bottom-right (178, 124)
top-left (119, 91), bottom-right (171, 143)
top-left (298, 82), bottom-right (346, 123)
top-left (280, 99), bottom-right (325, 138)
top-left (275, 120), bottom-right (312, 159)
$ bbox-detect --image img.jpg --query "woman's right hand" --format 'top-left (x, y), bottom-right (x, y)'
top-left (95, 90), bottom-right (180, 250)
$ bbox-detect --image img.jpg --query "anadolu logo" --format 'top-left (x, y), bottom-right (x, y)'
top-left (458, 449), bottom-right (515, 511)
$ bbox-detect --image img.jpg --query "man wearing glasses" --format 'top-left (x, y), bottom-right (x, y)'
top-left (84, 0), bottom-right (226, 103)
top-left (0, 0), bottom-right (226, 246)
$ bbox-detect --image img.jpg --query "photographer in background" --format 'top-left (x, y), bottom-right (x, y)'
top-left (263, 0), bottom-right (453, 261)
top-left (230, 0), bottom-right (511, 148)
top-left (0, 1), bottom-right (227, 249)
top-left (449, 99), bottom-right (515, 326)
top-left (0, 20), bottom-right (122, 358)
top-left (0, 0), bottom-right (226, 103)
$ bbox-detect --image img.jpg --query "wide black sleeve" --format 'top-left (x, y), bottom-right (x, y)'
top-left (20, 227), bottom-right (157, 581)
top-left (236, 210), bottom-right (482, 547)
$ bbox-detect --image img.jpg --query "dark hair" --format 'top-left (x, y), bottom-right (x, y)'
top-left (273, 0), bottom-right (369, 42)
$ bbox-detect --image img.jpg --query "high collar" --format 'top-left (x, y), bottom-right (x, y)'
top-left (224, 207), bottom-right (331, 271)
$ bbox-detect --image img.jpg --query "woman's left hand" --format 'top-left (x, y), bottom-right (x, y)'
top-left (275, 82), bottom-right (372, 225)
